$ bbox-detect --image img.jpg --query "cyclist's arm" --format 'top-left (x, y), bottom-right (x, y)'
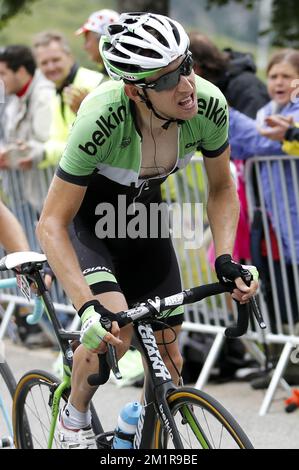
top-left (204, 147), bottom-right (258, 301)
top-left (0, 201), bottom-right (30, 252)
top-left (204, 146), bottom-right (239, 258)
top-left (36, 175), bottom-right (93, 310)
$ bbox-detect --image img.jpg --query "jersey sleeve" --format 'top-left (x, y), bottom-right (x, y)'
top-left (57, 112), bottom-right (103, 186)
top-left (198, 86), bottom-right (229, 158)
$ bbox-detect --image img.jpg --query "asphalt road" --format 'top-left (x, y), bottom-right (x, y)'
top-left (2, 339), bottom-right (299, 449)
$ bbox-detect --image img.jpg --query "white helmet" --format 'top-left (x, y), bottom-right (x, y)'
top-left (100, 12), bottom-right (189, 81)
top-left (76, 9), bottom-right (120, 36)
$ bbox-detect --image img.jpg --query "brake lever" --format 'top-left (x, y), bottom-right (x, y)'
top-left (107, 344), bottom-right (122, 380)
top-left (100, 316), bottom-right (122, 381)
top-left (250, 297), bottom-right (266, 330)
top-left (224, 269), bottom-right (266, 338)
top-left (87, 315), bottom-right (122, 386)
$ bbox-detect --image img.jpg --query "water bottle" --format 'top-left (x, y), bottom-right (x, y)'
top-left (112, 401), bottom-right (142, 449)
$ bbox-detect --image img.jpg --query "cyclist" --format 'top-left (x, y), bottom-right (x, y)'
top-left (0, 201), bottom-right (29, 252)
top-left (36, 12), bottom-right (259, 449)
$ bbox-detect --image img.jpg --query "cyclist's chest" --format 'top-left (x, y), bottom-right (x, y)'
top-left (140, 125), bottom-right (178, 179)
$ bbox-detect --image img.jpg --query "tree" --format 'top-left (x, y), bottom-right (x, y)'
top-left (117, 0), bottom-right (169, 15)
top-left (206, 0), bottom-right (299, 47)
top-left (0, 0), bottom-right (38, 29)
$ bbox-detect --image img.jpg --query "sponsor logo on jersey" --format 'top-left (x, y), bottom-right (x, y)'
top-left (197, 96), bottom-right (227, 128)
top-left (78, 105), bottom-right (127, 156)
top-left (185, 139), bottom-right (202, 149)
top-left (120, 137), bottom-right (131, 148)
top-left (82, 266), bottom-right (112, 275)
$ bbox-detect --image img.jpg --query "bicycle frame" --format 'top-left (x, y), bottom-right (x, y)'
top-left (0, 278), bottom-right (16, 443)
top-left (29, 268), bottom-right (183, 449)
top-left (0, 385), bottom-right (13, 438)
top-left (132, 322), bottom-right (182, 448)
top-left (31, 270), bottom-right (106, 449)
top-left (22, 265), bottom-right (262, 450)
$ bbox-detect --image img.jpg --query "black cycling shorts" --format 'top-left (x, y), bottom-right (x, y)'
top-left (69, 221), bottom-right (184, 332)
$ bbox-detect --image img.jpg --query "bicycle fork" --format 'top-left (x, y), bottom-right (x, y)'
top-left (47, 376), bottom-right (71, 449)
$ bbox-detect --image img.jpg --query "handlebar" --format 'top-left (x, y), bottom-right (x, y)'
top-left (0, 276), bottom-right (44, 325)
top-left (87, 279), bottom-right (266, 385)
top-left (26, 297), bottom-right (44, 325)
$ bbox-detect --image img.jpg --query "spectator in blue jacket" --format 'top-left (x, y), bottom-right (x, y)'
top-left (229, 49), bottom-right (299, 344)
top-left (229, 49), bottom-right (299, 263)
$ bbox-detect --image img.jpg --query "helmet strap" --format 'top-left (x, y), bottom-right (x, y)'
top-left (140, 90), bottom-right (183, 130)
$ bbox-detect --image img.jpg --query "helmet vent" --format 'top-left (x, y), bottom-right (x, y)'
top-left (168, 20), bottom-right (180, 45)
top-left (124, 42), bottom-right (162, 59)
top-left (108, 24), bottom-right (125, 35)
top-left (143, 25), bottom-right (169, 48)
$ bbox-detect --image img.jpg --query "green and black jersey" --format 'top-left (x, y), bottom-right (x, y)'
top-left (57, 74), bottom-right (229, 189)
top-left (56, 76), bottom-right (229, 324)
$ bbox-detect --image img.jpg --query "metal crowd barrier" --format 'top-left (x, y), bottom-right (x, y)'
top-left (163, 154), bottom-right (299, 416)
top-left (244, 155), bottom-right (299, 415)
top-left (0, 167), bottom-right (68, 310)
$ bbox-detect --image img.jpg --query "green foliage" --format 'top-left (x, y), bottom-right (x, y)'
top-left (0, 0), bottom-right (38, 27)
top-left (206, 0), bottom-right (255, 8)
top-left (206, 0), bottom-right (299, 48)
top-left (0, 0), bottom-right (117, 68)
top-left (117, 0), bottom-right (169, 14)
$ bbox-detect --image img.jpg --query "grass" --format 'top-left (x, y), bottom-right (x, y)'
top-left (0, 0), bottom-right (117, 68)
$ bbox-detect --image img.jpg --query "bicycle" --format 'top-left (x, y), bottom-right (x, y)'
top-left (1, 251), bottom-right (265, 449)
top-left (0, 275), bottom-right (43, 448)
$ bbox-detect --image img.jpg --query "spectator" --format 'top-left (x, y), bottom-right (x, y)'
top-left (33, 31), bottom-right (104, 167)
top-left (229, 50), bottom-right (299, 386)
top-left (75, 9), bottom-right (120, 69)
top-left (0, 45), bottom-right (54, 218)
top-left (189, 32), bottom-right (269, 118)
top-left (189, 32), bottom-right (270, 260)
top-left (229, 49), bottom-right (299, 160)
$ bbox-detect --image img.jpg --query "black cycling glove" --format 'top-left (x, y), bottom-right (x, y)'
top-left (215, 254), bottom-right (253, 286)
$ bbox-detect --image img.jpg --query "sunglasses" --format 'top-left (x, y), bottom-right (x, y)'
top-left (137, 52), bottom-right (194, 92)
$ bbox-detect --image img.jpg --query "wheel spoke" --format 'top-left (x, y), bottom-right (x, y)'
top-left (14, 372), bottom-right (69, 449)
top-left (157, 389), bottom-right (252, 449)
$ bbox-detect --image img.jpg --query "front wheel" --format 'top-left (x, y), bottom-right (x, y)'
top-left (13, 370), bottom-right (103, 449)
top-left (154, 387), bottom-right (254, 449)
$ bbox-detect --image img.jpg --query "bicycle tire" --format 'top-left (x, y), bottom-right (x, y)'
top-left (13, 369), bottom-right (103, 449)
top-left (154, 387), bottom-right (254, 449)
top-left (0, 361), bottom-right (17, 445)
top-left (0, 361), bottom-right (16, 398)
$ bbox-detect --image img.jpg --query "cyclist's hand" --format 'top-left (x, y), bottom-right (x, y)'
top-left (215, 254), bottom-right (259, 304)
top-left (80, 301), bottom-right (122, 353)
